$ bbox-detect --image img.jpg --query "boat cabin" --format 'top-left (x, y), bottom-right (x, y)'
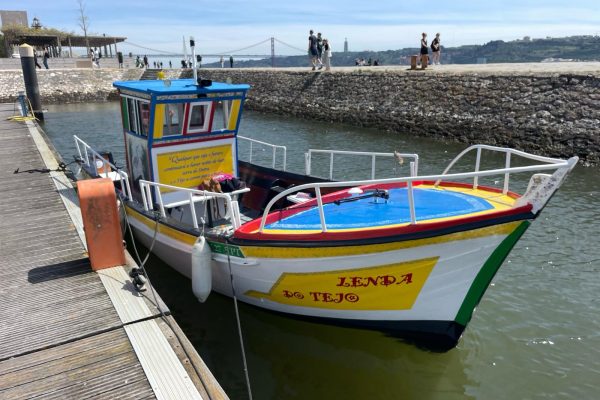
top-left (113, 79), bottom-right (250, 204)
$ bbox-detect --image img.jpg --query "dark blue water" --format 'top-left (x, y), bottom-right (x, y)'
top-left (42, 102), bottom-right (600, 399)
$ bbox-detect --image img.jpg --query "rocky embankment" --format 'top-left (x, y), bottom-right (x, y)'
top-left (1, 64), bottom-right (598, 164)
top-left (195, 67), bottom-right (600, 165)
top-left (0, 68), bottom-right (144, 103)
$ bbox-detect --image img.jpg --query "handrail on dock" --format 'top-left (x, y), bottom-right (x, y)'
top-left (238, 135), bottom-right (287, 171)
top-left (74, 135), bottom-right (132, 200)
top-left (258, 145), bottom-right (576, 233)
top-left (305, 149), bottom-right (419, 180)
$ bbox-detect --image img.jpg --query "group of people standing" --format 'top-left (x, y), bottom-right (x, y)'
top-left (420, 32), bottom-right (442, 66)
top-left (308, 30), bottom-right (332, 71)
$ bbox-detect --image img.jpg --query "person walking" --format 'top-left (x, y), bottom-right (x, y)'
top-left (229, 55), bottom-right (234, 68)
top-left (316, 32), bottom-right (324, 69)
top-left (143, 55), bottom-right (148, 68)
top-left (322, 39), bottom-right (332, 71)
top-left (308, 29), bottom-right (318, 70)
top-left (431, 33), bottom-right (441, 65)
top-left (420, 33), bottom-right (429, 69)
top-left (42, 49), bottom-right (50, 69)
top-left (220, 56), bottom-right (224, 68)
top-left (34, 50), bottom-right (42, 69)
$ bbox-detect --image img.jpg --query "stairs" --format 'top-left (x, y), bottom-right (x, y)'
top-left (140, 69), bottom-right (160, 80)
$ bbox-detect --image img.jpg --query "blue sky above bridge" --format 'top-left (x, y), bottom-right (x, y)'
top-left (5, 0), bottom-right (600, 56)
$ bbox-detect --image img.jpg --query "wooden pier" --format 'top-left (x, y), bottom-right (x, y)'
top-left (0, 103), bottom-right (227, 399)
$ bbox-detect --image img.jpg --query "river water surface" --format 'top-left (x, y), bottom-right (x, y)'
top-left (42, 102), bottom-right (600, 399)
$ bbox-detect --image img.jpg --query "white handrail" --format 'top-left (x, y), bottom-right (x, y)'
top-left (434, 144), bottom-right (567, 190)
top-left (258, 149), bottom-right (576, 233)
top-left (238, 135), bottom-right (287, 171)
top-left (74, 135), bottom-right (132, 200)
top-left (138, 180), bottom-right (249, 230)
top-left (305, 149), bottom-right (419, 180)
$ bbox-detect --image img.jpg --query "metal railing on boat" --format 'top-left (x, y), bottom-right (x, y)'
top-left (305, 149), bottom-right (419, 180)
top-left (139, 180), bottom-right (250, 230)
top-left (238, 135), bottom-right (287, 171)
top-left (74, 135), bottom-right (132, 200)
top-left (258, 145), bottom-right (577, 233)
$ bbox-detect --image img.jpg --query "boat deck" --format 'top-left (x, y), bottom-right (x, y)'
top-left (0, 104), bottom-right (226, 399)
top-left (262, 183), bottom-right (517, 234)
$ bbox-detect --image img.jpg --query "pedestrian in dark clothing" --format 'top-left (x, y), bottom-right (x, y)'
top-left (143, 55), bottom-right (148, 68)
top-left (169, 60), bottom-right (172, 68)
top-left (431, 33), bottom-right (441, 65)
top-left (34, 51), bottom-right (42, 69)
top-left (229, 55), bottom-right (234, 68)
top-left (43, 50), bottom-right (50, 69)
top-left (420, 33), bottom-right (429, 69)
top-left (316, 32), bottom-right (324, 69)
top-left (308, 30), bottom-right (318, 70)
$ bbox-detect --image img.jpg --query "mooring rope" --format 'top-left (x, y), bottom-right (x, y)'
top-left (121, 200), bottom-right (217, 400)
top-left (226, 250), bottom-right (254, 400)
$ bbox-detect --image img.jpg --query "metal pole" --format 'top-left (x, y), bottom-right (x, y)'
top-left (19, 44), bottom-right (44, 121)
top-left (190, 37), bottom-right (198, 83)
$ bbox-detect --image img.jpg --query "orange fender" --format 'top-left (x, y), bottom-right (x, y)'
top-left (77, 178), bottom-right (125, 270)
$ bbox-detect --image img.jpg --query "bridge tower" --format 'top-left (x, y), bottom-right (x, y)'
top-left (271, 37), bottom-right (275, 67)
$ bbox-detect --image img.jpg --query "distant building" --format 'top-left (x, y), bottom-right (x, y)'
top-left (0, 10), bottom-right (28, 28)
top-left (344, 37), bottom-right (348, 53)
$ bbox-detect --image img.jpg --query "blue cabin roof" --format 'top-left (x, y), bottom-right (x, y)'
top-left (113, 79), bottom-right (250, 96)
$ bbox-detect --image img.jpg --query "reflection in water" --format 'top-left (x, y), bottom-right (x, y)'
top-left (42, 102), bottom-right (600, 399)
top-left (140, 248), bottom-right (473, 400)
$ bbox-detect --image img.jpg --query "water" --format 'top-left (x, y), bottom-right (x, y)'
top-left (41, 102), bottom-right (600, 399)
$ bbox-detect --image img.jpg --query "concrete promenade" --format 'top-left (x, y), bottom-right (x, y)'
top-left (0, 104), bottom-right (227, 399)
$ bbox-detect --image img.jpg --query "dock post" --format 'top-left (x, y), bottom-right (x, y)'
top-left (19, 44), bottom-right (44, 121)
top-left (17, 91), bottom-right (27, 117)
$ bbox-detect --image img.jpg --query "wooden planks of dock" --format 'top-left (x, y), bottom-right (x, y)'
top-left (0, 103), bottom-right (227, 400)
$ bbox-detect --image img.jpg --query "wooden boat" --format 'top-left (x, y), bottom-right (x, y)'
top-left (75, 77), bottom-right (577, 350)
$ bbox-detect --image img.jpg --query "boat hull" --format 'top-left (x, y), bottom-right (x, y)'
top-left (125, 204), bottom-right (529, 349)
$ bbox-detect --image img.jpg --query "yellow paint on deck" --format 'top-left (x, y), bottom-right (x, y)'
top-left (245, 257), bottom-right (438, 310)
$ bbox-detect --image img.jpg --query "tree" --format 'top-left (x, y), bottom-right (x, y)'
top-left (77, 0), bottom-right (90, 55)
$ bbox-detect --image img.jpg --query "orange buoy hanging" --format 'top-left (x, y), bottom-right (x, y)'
top-left (77, 178), bottom-right (126, 271)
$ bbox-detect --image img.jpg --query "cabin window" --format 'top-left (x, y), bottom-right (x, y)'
top-left (211, 100), bottom-right (232, 132)
top-left (163, 103), bottom-right (183, 136)
top-left (126, 98), bottom-right (138, 133)
top-left (185, 102), bottom-right (213, 134)
top-left (138, 102), bottom-right (150, 136)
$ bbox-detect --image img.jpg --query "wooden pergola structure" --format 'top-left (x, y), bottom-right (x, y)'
top-left (4, 32), bottom-right (126, 58)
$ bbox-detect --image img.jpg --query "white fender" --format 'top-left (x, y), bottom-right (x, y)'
top-left (191, 236), bottom-right (212, 302)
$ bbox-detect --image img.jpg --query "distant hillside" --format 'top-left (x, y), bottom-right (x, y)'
top-left (206, 35), bottom-right (600, 68)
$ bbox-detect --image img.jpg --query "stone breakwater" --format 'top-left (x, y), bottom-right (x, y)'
top-left (0, 68), bottom-right (144, 104)
top-left (193, 68), bottom-right (600, 165)
top-left (1, 65), bottom-right (598, 164)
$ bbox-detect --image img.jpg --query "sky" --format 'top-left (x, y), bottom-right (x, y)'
top-left (3, 0), bottom-right (600, 57)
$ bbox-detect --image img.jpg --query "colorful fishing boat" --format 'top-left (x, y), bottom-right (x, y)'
top-left (75, 76), bottom-right (577, 350)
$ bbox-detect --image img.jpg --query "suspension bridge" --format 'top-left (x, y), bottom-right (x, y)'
top-left (124, 37), bottom-right (307, 66)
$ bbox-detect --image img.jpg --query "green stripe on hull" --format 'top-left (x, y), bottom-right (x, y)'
top-left (454, 220), bottom-right (531, 326)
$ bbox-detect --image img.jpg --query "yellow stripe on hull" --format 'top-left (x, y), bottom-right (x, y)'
top-left (241, 221), bottom-right (522, 259)
top-left (125, 205), bottom-right (197, 245)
